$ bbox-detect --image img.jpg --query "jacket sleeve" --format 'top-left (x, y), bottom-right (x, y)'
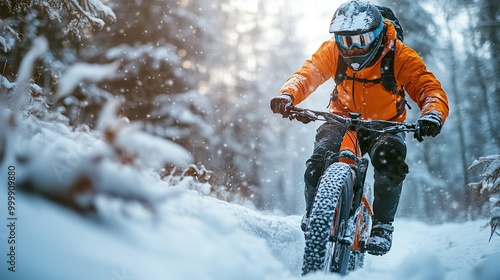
top-left (279, 40), bottom-right (337, 105)
top-left (395, 42), bottom-right (450, 124)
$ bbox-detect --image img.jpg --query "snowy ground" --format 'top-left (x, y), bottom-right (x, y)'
top-left (0, 188), bottom-right (499, 280)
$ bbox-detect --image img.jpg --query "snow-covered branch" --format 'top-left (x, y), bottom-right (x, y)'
top-left (61, 0), bottom-right (116, 39)
top-left (1, 0), bottom-right (116, 43)
top-left (10, 37), bottom-right (48, 111)
top-left (0, 19), bottom-right (19, 53)
top-left (53, 61), bottom-right (120, 101)
top-left (468, 153), bottom-right (500, 241)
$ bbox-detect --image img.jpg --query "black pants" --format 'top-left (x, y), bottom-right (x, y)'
top-left (304, 122), bottom-right (408, 223)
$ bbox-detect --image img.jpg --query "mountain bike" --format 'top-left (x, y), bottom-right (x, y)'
top-left (286, 106), bottom-right (415, 276)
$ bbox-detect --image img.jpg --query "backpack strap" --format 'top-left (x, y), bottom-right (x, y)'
top-left (380, 47), bottom-right (398, 93)
top-left (334, 55), bottom-right (347, 85)
top-left (382, 47), bottom-right (410, 114)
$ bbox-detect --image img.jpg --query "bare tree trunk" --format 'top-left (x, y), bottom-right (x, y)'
top-left (482, 0), bottom-right (500, 116)
top-left (466, 8), bottom-right (498, 145)
top-left (443, 11), bottom-right (475, 219)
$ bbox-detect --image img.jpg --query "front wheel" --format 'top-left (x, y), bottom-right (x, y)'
top-left (302, 162), bottom-right (354, 275)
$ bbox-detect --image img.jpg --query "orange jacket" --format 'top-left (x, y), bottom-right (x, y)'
top-left (279, 20), bottom-right (449, 123)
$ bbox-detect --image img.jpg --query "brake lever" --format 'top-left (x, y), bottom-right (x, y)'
top-left (383, 125), bottom-right (415, 134)
top-left (287, 108), bottom-right (318, 123)
top-left (302, 109), bottom-right (319, 121)
top-left (383, 126), bottom-right (400, 133)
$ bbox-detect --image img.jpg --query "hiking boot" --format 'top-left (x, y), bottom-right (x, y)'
top-left (300, 215), bottom-right (310, 232)
top-left (365, 221), bottom-right (394, 255)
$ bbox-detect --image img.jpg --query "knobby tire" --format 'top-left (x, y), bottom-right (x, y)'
top-left (302, 162), bottom-right (354, 275)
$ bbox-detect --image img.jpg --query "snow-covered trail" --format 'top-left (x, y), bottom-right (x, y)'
top-left (223, 198), bottom-right (500, 280)
top-left (1, 189), bottom-right (499, 280)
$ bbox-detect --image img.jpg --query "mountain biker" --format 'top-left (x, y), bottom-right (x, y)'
top-left (270, 0), bottom-right (449, 256)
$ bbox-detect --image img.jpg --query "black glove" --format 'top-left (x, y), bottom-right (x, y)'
top-left (270, 94), bottom-right (293, 116)
top-left (414, 112), bottom-right (442, 142)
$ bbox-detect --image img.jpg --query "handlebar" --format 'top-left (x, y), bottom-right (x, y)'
top-left (287, 106), bottom-right (415, 134)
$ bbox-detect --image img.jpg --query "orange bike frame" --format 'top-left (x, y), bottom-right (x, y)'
top-left (338, 130), bottom-right (361, 165)
top-left (338, 129), bottom-right (374, 250)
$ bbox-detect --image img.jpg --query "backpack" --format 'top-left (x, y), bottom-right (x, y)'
top-left (333, 5), bottom-right (410, 114)
top-left (375, 5), bottom-right (404, 42)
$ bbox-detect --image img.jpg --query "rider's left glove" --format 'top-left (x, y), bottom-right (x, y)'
top-left (414, 112), bottom-right (442, 142)
top-left (270, 93), bottom-right (294, 117)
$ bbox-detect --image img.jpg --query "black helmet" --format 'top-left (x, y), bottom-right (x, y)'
top-left (330, 1), bottom-right (385, 71)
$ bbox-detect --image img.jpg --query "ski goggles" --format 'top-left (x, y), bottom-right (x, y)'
top-left (334, 21), bottom-right (384, 50)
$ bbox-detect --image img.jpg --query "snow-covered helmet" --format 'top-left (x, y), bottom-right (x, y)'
top-left (329, 0), bottom-right (385, 71)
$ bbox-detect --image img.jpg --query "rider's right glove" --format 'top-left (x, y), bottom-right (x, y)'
top-left (270, 93), bottom-right (293, 117)
top-left (414, 112), bottom-right (442, 142)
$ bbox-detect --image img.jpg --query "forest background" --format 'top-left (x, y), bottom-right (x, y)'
top-left (1, 0), bottom-right (498, 223)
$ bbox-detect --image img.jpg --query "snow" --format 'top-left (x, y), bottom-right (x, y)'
top-left (0, 189), bottom-right (499, 280)
top-left (329, 1), bottom-right (378, 33)
top-left (11, 37), bottom-right (48, 111)
top-left (87, 0), bottom-right (118, 23)
top-left (54, 61), bottom-right (121, 101)
top-left (468, 154), bottom-right (500, 239)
